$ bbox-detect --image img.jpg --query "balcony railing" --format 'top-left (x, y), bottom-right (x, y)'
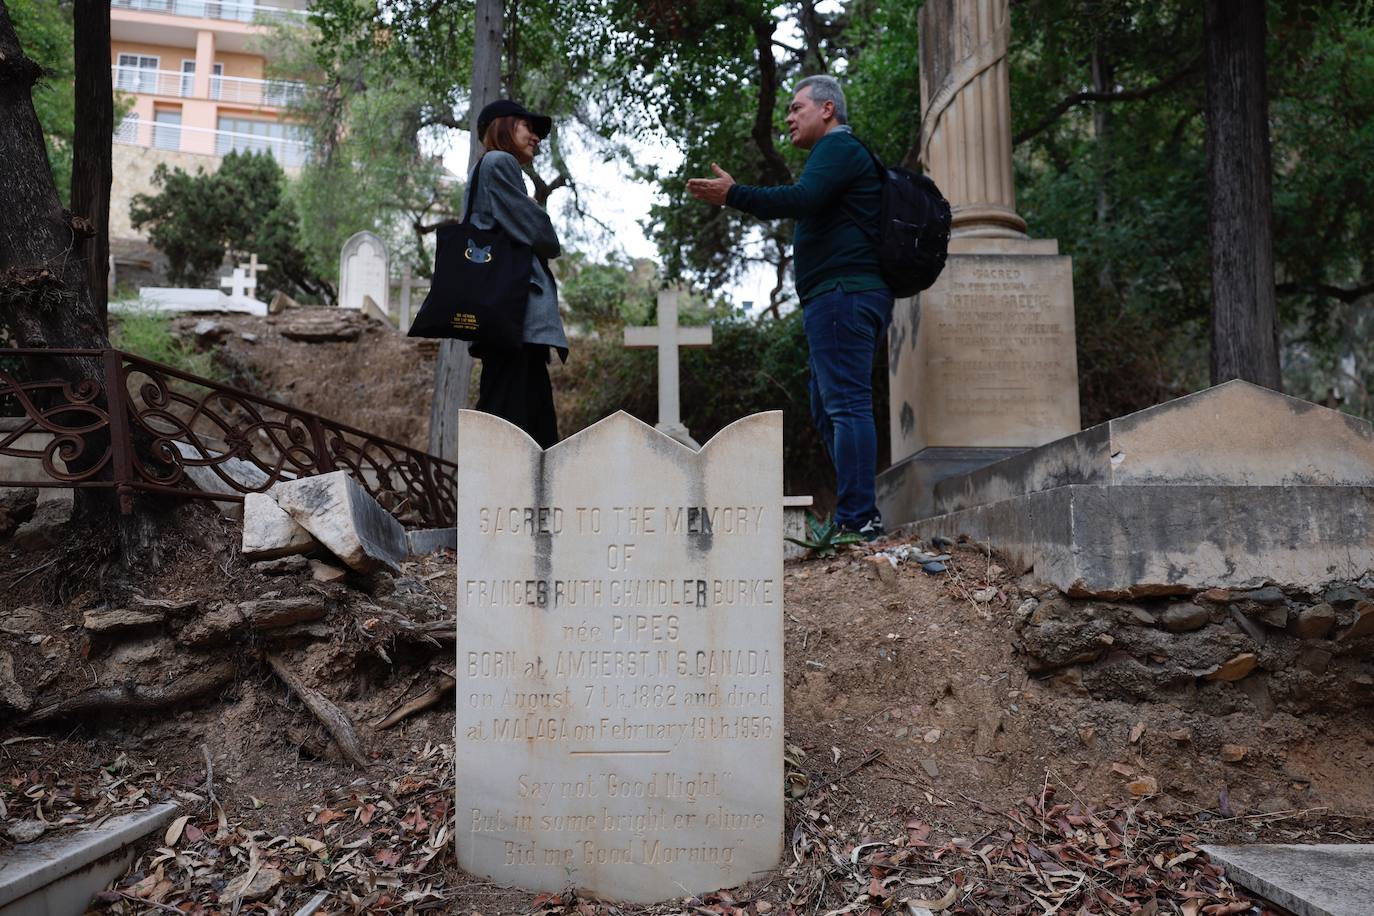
top-left (115, 117), bottom-right (309, 169)
top-left (111, 66), bottom-right (309, 107)
top-left (214, 74), bottom-right (308, 106)
top-left (110, 0), bottom-right (310, 24)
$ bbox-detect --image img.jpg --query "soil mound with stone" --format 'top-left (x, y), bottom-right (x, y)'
top-left (3, 510), bottom-right (1373, 913)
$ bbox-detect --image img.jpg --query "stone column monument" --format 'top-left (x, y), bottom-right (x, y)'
top-left (878, 0), bottom-right (1081, 526)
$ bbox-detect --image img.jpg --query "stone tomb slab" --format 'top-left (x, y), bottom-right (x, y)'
top-left (455, 410), bottom-right (784, 903)
top-left (887, 240), bottom-right (1080, 462)
top-left (933, 380), bottom-right (1374, 515)
top-left (913, 381), bottom-right (1374, 595)
top-left (1202, 843), bottom-right (1374, 916)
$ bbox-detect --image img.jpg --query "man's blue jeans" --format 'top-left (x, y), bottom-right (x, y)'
top-left (803, 287), bottom-right (893, 530)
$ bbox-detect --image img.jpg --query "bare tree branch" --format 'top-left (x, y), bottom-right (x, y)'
top-left (750, 15), bottom-right (793, 185)
top-left (1013, 58), bottom-right (1201, 147)
top-left (1276, 279), bottom-right (1374, 303)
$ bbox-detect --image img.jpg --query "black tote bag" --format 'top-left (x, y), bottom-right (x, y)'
top-left (407, 155), bottom-right (531, 348)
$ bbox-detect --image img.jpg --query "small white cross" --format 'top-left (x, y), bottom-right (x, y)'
top-left (624, 287), bottom-right (713, 448)
top-left (238, 252), bottom-right (269, 286)
top-left (220, 267), bottom-right (255, 300)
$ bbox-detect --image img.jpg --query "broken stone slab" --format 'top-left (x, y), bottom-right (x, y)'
top-left (1339, 601), bottom-right (1374, 641)
top-left (11, 489), bottom-right (73, 550)
top-left (1291, 603), bottom-right (1336, 640)
top-left (0, 802), bottom-right (178, 915)
top-left (309, 560), bottom-right (347, 584)
top-left (181, 597), bottom-right (327, 645)
top-left (916, 484), bottom-right (1374, 597)
top-left (271, 471), bottom-right (407, 574)
top-left (1206, 652), bottom-right (1259, 682)
top-left (242, 492), bottom-right (316, 560)
top-left (253, 555), bottom-right (310, 575)
top-left (82, 607), bottom-right (164, 634)
top-left (406, 527), bottom-right (456, 557)
top-left (279, 315), bottom-right (362, 342)
top-left (170, 441), bottom-right (285, 521)
top-left (783, 495), bottom-right (814, 561)
top-left (1202, 843), bottom-right (1374, 916)
top-left (0, 649), bottom-right (32, 713)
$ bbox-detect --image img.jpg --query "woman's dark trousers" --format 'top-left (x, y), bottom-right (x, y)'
top-left (475, 344), bottom-right (559, 449)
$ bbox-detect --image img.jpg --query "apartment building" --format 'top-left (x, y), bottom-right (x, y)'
top-left (109, 0), bottom-right (312, 266)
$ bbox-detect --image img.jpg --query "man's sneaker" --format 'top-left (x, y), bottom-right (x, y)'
top-left (843, 517), bottom-right (885, 543)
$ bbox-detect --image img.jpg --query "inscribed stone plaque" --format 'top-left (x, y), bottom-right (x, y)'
top-left (455, 410), bottom-right (784, 903)
top-left (889, 245), bottom-right (1080, 462)
top-left (338, 231), bottom-right (389, 312)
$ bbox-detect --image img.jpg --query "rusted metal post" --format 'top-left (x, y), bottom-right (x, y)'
top-left (102, 349), bottom-right (136, 514)
top-left (308, 416), bottom-right (336, 473)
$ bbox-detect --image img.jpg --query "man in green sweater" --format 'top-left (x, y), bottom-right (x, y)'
top-left (688, 75), bottom-right (890, 539)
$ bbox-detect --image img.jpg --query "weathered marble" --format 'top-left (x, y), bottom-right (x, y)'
top-left (887, 245), bottom-right (1080, 462)
top-left (338, 231), bottom-right (389, 313)
top-left (455, 410), bottom-right (784, 903)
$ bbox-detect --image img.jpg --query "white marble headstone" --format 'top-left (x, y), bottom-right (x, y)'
top-left (455, 410), bottom-right (784, 903)
top-left (338, 231), bottom-right (389, 312)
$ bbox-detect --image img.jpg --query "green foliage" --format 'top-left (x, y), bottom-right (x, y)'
top-left (784, 512), bottom-right (864, 557)
top-left (129, 151), bottom-right (325, 301)
top-left (110, 307), bottom-right (219, 380)
top-left (9, 0), bottom-right (74, 203)
top-left (559, 254), bottom-right (656, 330)
top-left (305, 0), bottom-right (1374, 428)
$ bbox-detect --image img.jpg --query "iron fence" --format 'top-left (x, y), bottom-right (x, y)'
top-left (0, 349), bottom-right (455, 528)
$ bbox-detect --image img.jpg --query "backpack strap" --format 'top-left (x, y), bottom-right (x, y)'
top-left (837, 134), bottom-right (885, 242)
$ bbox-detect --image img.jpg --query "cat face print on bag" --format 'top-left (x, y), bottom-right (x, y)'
top-left (465, 240), bottom-right (494, 263)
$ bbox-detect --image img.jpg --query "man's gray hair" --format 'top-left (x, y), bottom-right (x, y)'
top-left (794, 75), bottom-right (848, 124)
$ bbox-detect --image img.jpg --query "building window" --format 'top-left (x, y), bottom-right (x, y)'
top-left (180, 59), bottom-right (223, 98)
top-left (216, 115), bottom-right (307, 167)
top-left (115, 54), bottom-right (159, 94)
top-left (153, 109), bottom-right (182, 151)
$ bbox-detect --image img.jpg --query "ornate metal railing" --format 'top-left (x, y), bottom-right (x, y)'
top-left (0, 349), bottom-right (455, 528)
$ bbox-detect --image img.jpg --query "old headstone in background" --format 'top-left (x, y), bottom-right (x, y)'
top-left (455, 410), bottom-right (784, 903)
top-left (624, 288), bottom-right (713, 449)
top-left (880, 0), bottom-right (1080, 526)
top-left (338, 231), bottom-right (389, 313)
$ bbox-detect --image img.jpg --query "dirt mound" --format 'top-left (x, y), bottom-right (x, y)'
top-left (3, 516), bottom-right (1373, 913)
top-left (172, 308), bottom-right (441, 451)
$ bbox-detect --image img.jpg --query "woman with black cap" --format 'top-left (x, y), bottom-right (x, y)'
top-left (466, 99), bottom-right (568, 448)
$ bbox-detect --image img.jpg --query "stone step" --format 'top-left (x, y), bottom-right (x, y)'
top-left (1202, 843), bottom-right (1374, 916)
top-left (0, 802), bottom-right (178, 916)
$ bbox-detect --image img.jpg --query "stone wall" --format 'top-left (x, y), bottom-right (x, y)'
top-left (110, 144), bottom-right (224, 243)
top-left (1017, 581), bottom-right (1374, 715)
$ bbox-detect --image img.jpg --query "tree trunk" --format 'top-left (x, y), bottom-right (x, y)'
top-left (70, 0), bottom-right (112, 328)
top-left (427, 0), bottom-right (502, 461)
top-left (0, 1), bottom-right (114, 519)
top-left (0, 2), bottom-right (109, 358)
top-left (1204, 0), bottom-right (1281, 389)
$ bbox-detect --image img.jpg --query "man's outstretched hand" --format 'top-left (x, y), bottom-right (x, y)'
top-left (686, 163), bottom-right (735, 206)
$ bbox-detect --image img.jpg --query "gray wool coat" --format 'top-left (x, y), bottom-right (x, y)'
top-left (465, 151), bottom-right (569, 356)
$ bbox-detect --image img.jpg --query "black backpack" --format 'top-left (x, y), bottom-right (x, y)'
top-left (840, 138), bottom-right (951, 298)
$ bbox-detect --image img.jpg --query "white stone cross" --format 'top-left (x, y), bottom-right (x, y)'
top-left (238, 253), bottom-right (269, 285)
top-left (220, 267), bottom-right (255, 300)
top-left (624, 287), bottom-right (712, 448)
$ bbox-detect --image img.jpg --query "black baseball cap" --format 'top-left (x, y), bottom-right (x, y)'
top-left (476, 100), bottom-right (552, 140)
